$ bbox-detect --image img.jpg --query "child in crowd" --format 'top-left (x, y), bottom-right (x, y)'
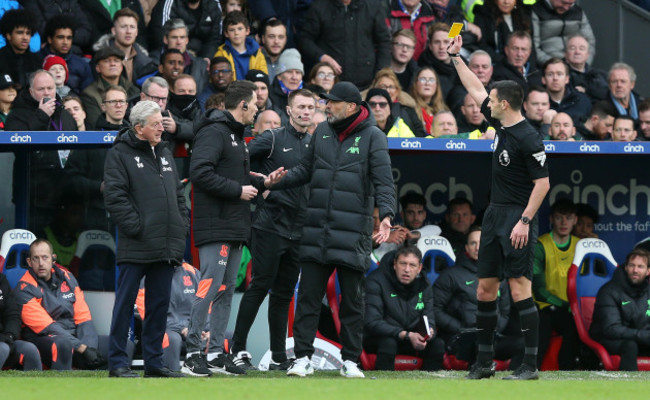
top-left (214, 11), bottom-right (267, 80)
top-left (0, 74), bottom-right (18, 130)
top-left (43, 55), bottom-right (72, 98)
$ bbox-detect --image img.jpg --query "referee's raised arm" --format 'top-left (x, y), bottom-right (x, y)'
top-left (447, 36), bottom-right (488, 106)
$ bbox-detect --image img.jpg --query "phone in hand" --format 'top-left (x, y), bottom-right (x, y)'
top-left (43, 97), bottom-right (52, 104)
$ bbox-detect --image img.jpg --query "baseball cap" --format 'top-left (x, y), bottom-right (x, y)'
top-left (93, 47), bottom-right (125, 64)
top-left (245, 69), bottom-right (270, 87)
top-left (0, 74), bottom-right (19, 90)
top-left (319, 82), bottom-right (362, 104)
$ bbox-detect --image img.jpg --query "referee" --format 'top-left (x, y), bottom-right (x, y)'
top-left (448, 36), bottom-right (550, 380)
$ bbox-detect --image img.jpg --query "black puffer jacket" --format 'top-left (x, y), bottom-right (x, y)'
top-left (590, 266), bottom-right (650, 343)
top-left (364, 258), bottom-right (435, 338)
top-left (190, 110), bottom-right (265, 246)
top-left (432, 253), bottom-right (510, 335)
top-left (0, 273), bottom-right (20, 340)
top-left (273, 104), bottom-right (396, 271)
top-left (103, 128), bottom-right (188, 264)
top-left (249, 124), bottom-right (310, 241)
top-left (20, 0), bottom-right (93, 51)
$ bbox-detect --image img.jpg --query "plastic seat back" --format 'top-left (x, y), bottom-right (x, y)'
top-left (416, 235), bottom-right (456, 284)
top-left (69, 230), bottom-right (116, 291)
top-left (0, 229), bottom-right (36, 288)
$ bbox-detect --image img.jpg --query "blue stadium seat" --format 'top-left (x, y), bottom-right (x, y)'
top-left (416, 235), bottom-right (456, 285)
top-left (0, 229), bottom-right (36, 288)
top-left (68, 230), bottom-right (116, 291)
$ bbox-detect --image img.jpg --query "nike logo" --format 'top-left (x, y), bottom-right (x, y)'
top-left (390, 293), bottom-right (397, 297)
top-left (465, 280), bottom-right (475, 285)
top-left (283, 147), bottom-right (293, 152)
top-left (322, 135), bottom-right (330, 139)
top-left (622, 301), bottom-right (631, 306)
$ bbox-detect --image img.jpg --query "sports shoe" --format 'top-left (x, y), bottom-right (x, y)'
top-left (207, 353), bottom-right (246, 375)
top-left (232, 351), bottom-right (258, 371)
top-left (269, 358), bottom-right (294, 371)
top-left (503, 363), bottom-right (539, 380)
top-left (181, 354), bottom-right (212, 377)
top-left (465, 360), bottom-right (496, 380)
top-left (340, 360), bottom-right (365, 378)
top-left (286, 356), bottom-right (314, 377)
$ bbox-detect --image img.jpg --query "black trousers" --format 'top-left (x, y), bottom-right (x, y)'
top-left (538, 306), bottom-right (580, 369)
top-left (364, 335), bottom-right (445, 371)
top-left (600, 339), bottom-right (650, 371)
top-left (231, 229), bottom-right (301, 360)
top-left (293, 262), bottom-right (364, 362)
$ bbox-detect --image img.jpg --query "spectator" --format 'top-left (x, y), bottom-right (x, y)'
top-left (572, 203), bottom-right (599, 239)
top-left (364, 246), bottom-right (445, 371)
top-left (247, 0), bottom-right (302, 48)
top-left (531, 0), bottom-right (595, 66)
top-left (386, 0), bottom-right (436, 62)
top-left (0, 3), bottom-right (41, 52)
top-left (103, 100), bottom-right (189, 378)
top-left (268, 49), bottom-right (304, 116)
top-left (14, 239), bottom-right (108, 370)
top-left (198, 57), bottom-right (234, 111)
top-left (168, 73), bottom-right (201, 178)
top-left (418, 22), bottom-right (459, 98)
top-left (43, 55), bottom-right (72, 98)
top-left (523, 86), bottom-right (552, 136)
top-left (440, 197), bottom-right (477, 257)
top-left (0, 74), bottom-right (18, 130)
top-left (298, 0), bottom-right (391, 89)
top-left (182, 81), bottom-right (267, 377)
top-left (0, 9), bottom-right (42, 88)
top-left (431, 110), bottom-right (458, 137)
top-left (447, 50), bottom-right (494, 115)
top-left (63, 96), bottom-right (87, 131)
top-left (246, 69), bottom-right (272, 112)
top-left (229, 89), bottom-right (315, 371)
top-left (492, 30), bottom-right (542, 94)
top-left (366, 88), bottom-right (415, 137)
top-left (399, 191), bottom-right (441, 238)
top-left (590, 248), bottom-right (650, 371)
top-left (607, 62), bottom-right (642, 121)
top-left (259, 19), bottom-right (288, 82)
top-left (473, 0), bottom-right (534, 64)
top-left (575, 100), bottom-right (616, 141)
top-left (96, 86), bottom-right (130, 130)
top-left (251, 109), bottom-right (282, 136)
top-left (410, 66), bottom-right (448, 135)
top-left (542, 58), bottom-right (591, 124)
top-left (40, 15), bottom-right (94, 95)
top-left (612, 116), bottom-right (638, 142)
top-left (389, 29), bottom-right (419, 92)
top-left (160, 19), bottom-right (209, 94)
top-left (80, 47), bottom-right (140, 129)
top-left (638, 100), bottom-right (650, 141)
top-left (564, 34), bottom-right (608, 102)
top-left (157, 49), bottom-right (185, 88)
top-left (78, 1), bottom-right (147, 53)
top-left (0, 273), bottom-right (41, 371)
top-left (93, 8), bottom-right (157, 87)
top-left (533, 198), bottom-right (581, 370)
top-left (433, 227), bottom-right (524, 366)
top-left (457, 93), bottom-right (490, 135)
top-left (149, 0), bottom-right (222, 58)
top-left (307, 62), bottom-right (338, 95)
top-left (205, 92), bottom-right (225, 111)
top-left (214, 11), bottom-right (267, 80)
top-left (548, 112), bottom-right (580, 141)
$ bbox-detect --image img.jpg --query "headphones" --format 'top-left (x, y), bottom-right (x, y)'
top-left (242, 102), bottom-right (248, 111)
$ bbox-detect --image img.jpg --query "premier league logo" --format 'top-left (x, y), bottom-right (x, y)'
top-left (498, 149), bottom-right (510, 166)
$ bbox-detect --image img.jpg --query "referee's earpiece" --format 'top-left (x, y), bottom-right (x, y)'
top-left (242, 102), bottom-right (248, 111)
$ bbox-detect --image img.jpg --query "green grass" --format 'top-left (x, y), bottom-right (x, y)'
top-left (3, 370), bottom-right (650, 400)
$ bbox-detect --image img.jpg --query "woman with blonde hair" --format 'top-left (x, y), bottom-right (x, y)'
top-left (409, 66), bottom-right (448, 135)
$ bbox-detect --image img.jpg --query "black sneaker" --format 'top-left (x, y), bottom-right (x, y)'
top-left (503, 363), bottom-right (539, 380)
top-left (144, 367), bottom-right (185, 378)
top-left (181, 353), bottom-right (213, 377)
top-left (465, 360), bottom-right (496, 380)
top-left (208, 353), bottom-right (246, 375)
top-left (232, 351), bottom-right (258, 371)
top-left (269, 358), bottom-right (294, 371)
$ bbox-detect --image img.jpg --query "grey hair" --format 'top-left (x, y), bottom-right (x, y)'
top-left (142, 76), bottom-right (169, 93)
top-left (163, 18), bottom-right (189, 37)
top-left (468, 49), bottom-right (492, 65)
top-left (130, 100), bottom-right (161, 127)
top-left (29, 69), bottom-right (55, 88)
top-left (609, 62), bottom-right (636, 83)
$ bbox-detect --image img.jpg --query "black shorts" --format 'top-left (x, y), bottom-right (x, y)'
top-left (477, 204), bottom-right (538, 280)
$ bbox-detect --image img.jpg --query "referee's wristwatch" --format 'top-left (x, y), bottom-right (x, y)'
top-left (520, 216), bottom-right (531, 225)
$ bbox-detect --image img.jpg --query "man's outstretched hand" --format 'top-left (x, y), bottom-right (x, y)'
top-left (372, 217), bottom-right (392, 244)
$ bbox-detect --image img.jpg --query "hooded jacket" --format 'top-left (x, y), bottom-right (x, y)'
top-left (364, 256), bottom-right (435, 339)
top-left (273, 104), bottom-right (396, 271)
top-left (190, 110), bottom-right (266, 246)
top-left (103, 128), bottom-right (188, 264)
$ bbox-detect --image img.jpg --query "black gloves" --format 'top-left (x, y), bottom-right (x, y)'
top-left (73, 346), bottom-right (107, 370)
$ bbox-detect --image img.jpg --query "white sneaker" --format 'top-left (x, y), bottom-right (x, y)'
top-left (286, 356), bottom-right (314, 377)
top-left (340, 360), bottom-right (365, 378)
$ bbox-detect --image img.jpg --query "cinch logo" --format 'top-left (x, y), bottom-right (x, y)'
top-left (10, 133), bottom-right (31, 143)
top-left (400, 139), bottom-right (421, 149)
top-left (624, 143), bottom-right (644, 153)
top-left (423, 237), bottom-right (449, 246)
top-left (445, 140), bottom-right (466, 150)
top-left (9, 231), bottom-right (35, 240)
top-left (85, 232), bottom-right (111, 241)
top-left (57, 133), bottom-right (78, 143)
top-left (218, 259), bottom-right (227, 266)
top-left (580, 240), bottom-right (605, 249)
top-left (162, 166), bottom-right (173, 172)
top-left (183, 288), bottom-right (196, 294)
top-left (579, 143), bottom-right (600, 152)
top-left (103, 133), bottom-right (116, 142)
top-left (544, 143), bottom-right (556, 152)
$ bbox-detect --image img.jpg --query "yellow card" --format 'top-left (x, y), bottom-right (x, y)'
top-left (448, 22), bottom-right (464, 38)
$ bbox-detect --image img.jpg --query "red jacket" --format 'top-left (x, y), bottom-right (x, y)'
top-left (386, 0), bottom-right (437, 61)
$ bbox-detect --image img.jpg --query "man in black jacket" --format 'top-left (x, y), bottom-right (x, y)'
top-left (182, 80), bottom-right (269, 377)
top-left (492, 31), bottom-right (542, 95)
top-left (364, 246), bottom-right (444, 371)
top-left (103, 100), bottom-right (189, 378)
top-left (0, 9), bottom-right (42, 88)
top-left (590, 248), bottom-right (650, 371)
top-left (264, 81), bottom-right (396, 378)
top-left (229, 89), bottom-right (316, 371)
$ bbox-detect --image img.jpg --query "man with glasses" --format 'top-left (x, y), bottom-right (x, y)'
top-left (198, 57), bottom-right (234, 111)
top-left (366, 88), bottom-right (415, 137)
top-left (386, 0), bottom-right (436, 62)
top-left (389, 29), bottom-right (419, 92)
top-left (96, 86), bottom-right (130, 130)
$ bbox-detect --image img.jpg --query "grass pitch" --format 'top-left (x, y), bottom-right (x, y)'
top-left (3, 370), bottom-right (649, 400)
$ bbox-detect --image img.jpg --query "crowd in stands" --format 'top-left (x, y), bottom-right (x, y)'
top-left (1, 0), bottom-right (650, 374)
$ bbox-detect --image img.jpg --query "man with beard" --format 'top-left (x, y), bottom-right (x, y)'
top-left (260, 20), bottom-right (288, 82)
top-left (198, 57), bottom-right (233, 111)
top-left (547, 112), bottom-right (579, 141)
top-left (157, 49), bottom-right (185, 89)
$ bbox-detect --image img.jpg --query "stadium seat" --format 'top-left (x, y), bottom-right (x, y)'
top-left (68, 230), bottom-right (116, 291)
top-left (0, 229), bottom-right (36, 288)
top-left (567, 238), bottom-right (650, 371)
top-left (416, 235), bottom-right (456, 285)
